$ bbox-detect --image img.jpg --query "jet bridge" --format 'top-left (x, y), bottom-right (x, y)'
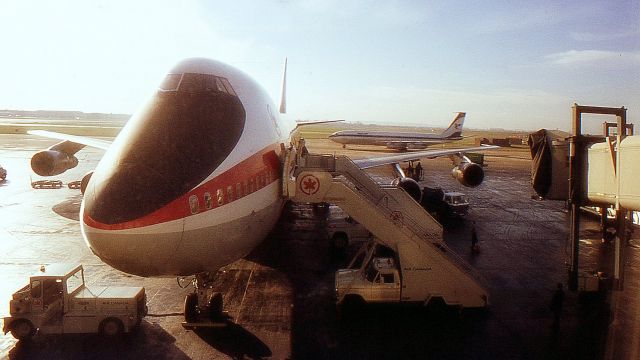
top-left (282, 150), bottom-right (489, 308)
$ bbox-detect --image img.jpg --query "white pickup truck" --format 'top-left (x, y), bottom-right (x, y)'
top-left (336, 256), bottom-right (401, 307)
top-left (335, 242), bottom-right (490, 310)
top-left (3, 263), bottom-right (147, 340)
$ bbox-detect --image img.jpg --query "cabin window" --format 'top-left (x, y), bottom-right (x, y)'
top-left (204, 192), bottom-right (212, 209)
top-left (236, 183), bottom-right (242, 198)
top-left (227, 186), bottom-right (234, 202)
top-left (189, 195), bottom-right (199, 214)
top-left (217, 189), bottom-right (224, 205)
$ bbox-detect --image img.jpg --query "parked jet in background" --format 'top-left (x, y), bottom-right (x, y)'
top-left (329, 112), bottom-right (466, 151)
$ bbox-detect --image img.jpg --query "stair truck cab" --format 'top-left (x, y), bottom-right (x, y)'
top-left (335, 243), bottom-right (488, 309)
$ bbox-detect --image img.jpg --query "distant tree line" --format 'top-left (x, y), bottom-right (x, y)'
top-left (0, 109), bottom-right (130, 121)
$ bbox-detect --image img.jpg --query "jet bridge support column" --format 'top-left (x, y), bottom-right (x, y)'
top-left (569, 104), bottom-right (628, 291)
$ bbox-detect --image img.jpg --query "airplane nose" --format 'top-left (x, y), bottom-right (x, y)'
top-left (84, 77), bottom-right (246, 225)
top-left (81, 70), bottom-right (247, 275)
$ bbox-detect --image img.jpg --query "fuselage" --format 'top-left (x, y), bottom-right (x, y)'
top-left (328, 130), bottom-right (462, 147)
top-left (81, 58), bottom-right (296, 277)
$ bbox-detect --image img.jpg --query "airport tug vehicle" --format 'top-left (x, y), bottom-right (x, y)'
top-left (3, 263), bottom-right (147, 340)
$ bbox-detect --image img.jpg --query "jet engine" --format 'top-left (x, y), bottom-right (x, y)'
top-left (396, 177), bottom-right (422, 202)
top-left (451, 162), bottom-right (484, 187)
top-left (31, 150), bottom-right (79, 176)
top-left (80, 171), bottom-right (93, 195)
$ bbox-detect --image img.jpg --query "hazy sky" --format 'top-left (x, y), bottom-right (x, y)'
top-left (0, 0), bottom-right (638, 130)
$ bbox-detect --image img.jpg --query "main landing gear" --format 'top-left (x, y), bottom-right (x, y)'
top-left (180, 272), bottom-right (230, 329)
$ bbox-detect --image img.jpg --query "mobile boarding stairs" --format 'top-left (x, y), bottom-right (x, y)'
top-left (282, 150), bottom-right (489, 308)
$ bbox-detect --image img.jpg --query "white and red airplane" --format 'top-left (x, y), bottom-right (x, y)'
top-left (28, 57), bottom-right (495, 282)
top-left (329, 112), bottom-right (467, 151)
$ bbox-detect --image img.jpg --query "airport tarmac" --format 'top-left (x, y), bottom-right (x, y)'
top-left (1, 133), bottom-right (639, 359)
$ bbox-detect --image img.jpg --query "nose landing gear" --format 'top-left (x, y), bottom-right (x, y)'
top-left (180, 272), bottom-right (230, 329)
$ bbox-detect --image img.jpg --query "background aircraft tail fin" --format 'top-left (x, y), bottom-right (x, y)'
top-left (279, 58), bottom-right (287, 114)
top-left (441, 112), bottom-right (465, 138)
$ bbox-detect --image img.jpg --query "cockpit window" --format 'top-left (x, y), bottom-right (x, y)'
top-left (215, 78), bottom-right (227, 93)
top-left (220, 78), bottom-right (237, 96)
top-left (178, 73), bottom-right (237, 95)
top-left (159, 74), bottom-right (182, 91)
top-left (87, 73), bottom-right (246, 224)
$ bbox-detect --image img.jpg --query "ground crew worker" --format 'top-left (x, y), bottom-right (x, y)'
top-left (415, 162), bottom-right (423, 181)
top-left (471, 221), bottom-right (479, 252)
top-left (550, 283), bottom-right (565, 330)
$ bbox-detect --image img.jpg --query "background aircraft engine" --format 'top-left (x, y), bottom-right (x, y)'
top-left (451, 162), bottom-right (484, 187)
top-left (397, 177), bottom-right (422, 202)
top-left (31, 150), bottom-right (79, 176)
top-left (80, 171), bottom-right (93, 195)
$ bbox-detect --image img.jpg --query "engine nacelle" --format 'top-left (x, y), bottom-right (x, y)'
top-left (395, 177), bottom-right (422, 202)
top-left (31, 150), bottom-right (79, 176)
top-left (80, 171), bottom-right (93, 195)
top-left (451, 162), bottom-right (484, 187)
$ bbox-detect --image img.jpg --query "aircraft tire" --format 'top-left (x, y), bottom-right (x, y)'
top-left (10, 319), bottom-right (35, 340)
top-left (208, 292), bottom-right (224, 321)
top-left (99, 317), bottom-right (124, 337)
top-left (184, 293), bottom-right (198, 322)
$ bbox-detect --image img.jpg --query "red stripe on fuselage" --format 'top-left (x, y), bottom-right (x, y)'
top-left (84, 144), bottom-right (282, 230)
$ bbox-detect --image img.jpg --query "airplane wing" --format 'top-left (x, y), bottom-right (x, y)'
top-left (295, 119), bottom-right (344, 128)
top-left (28, 130), bottom-right (112, 150)
top-left (353, 145), bottom-right (498, 169)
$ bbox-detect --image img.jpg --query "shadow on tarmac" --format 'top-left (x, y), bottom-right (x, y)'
top-left (194, 324), bottom-right (272, 360)
top-left (7, 321), bottom-right (189, 360)
top-left (52, 194), bottom-right (82, 221)
top-left (247, 201), bottom-right (615, 359)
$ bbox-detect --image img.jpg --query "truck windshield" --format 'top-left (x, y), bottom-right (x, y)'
top-left (66, 268), bottom-right (83, 294)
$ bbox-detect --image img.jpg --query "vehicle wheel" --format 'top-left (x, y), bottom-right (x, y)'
top-left (332, 233), bottom-right (349, 250)
top-left (208, 292), bottom-right (224, 321)
top-left (340, 295), bottom-right (365, 320)
top-left (10, 319), bottom-right (35, 340)
top-left (184, 292), bottom-right (198, 323)
top-left (99, 318), bottom-right (124, 337)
